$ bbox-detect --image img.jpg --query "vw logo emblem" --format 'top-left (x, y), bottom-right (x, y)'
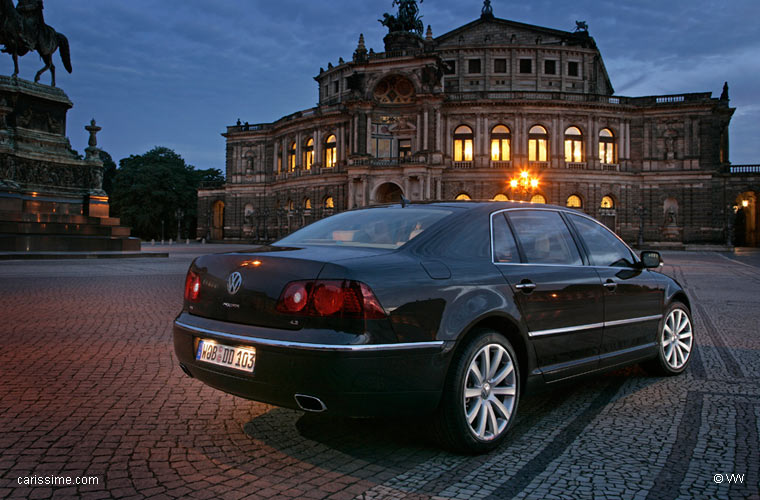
top-left (226, 272), bottom-right (243, 295)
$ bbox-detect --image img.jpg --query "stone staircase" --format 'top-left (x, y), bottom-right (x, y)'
top-left (0, 211), bottom-right (140, 251)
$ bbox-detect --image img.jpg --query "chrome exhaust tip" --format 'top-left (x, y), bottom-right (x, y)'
top-left (179, 363), bottom-right (194, 378)
top-left (294, 394), bottom-right (327, 413)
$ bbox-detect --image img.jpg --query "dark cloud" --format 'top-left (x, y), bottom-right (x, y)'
top-left (15, 0), bottom-right (755, 168)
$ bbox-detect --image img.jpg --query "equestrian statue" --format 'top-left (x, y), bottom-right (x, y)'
top-left (0, 0), bottom-right (71, 86)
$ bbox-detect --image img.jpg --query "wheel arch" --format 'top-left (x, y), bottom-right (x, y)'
top-left (452, 313), bottom-right (533, 394)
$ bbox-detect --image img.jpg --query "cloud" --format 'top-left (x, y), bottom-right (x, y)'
top-left (26, 0), bottom-right (760, 167)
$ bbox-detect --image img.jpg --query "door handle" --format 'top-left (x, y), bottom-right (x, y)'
top-left (515, 281), bottom-right (536, 292)
top-left (603, 279), bottom-right (617, 291)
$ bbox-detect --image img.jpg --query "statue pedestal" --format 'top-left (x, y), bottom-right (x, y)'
top-left (0, 77), bottom-right (139, 252)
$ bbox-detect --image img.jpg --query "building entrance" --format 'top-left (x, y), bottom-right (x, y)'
top-left (212, 200), bottom-right (225, 241)
top-left (735, 192), bottom-right (758, 247)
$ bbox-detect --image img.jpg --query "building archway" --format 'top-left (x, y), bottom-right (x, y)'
top-left (374, 182), bottom-right (404, 204)
top-left (212, 200), bottom-right (225, 241)
top-left (735, 191), bottom-right (758, 247)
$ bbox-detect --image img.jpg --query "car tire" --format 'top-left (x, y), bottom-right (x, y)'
top-left (644, 302), bottom-right (694, 376)
top-left (435, 329), bottom-right (519, 454)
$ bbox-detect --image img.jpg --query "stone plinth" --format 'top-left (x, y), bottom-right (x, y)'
top-left (0, 77), bottom-right (139, 252)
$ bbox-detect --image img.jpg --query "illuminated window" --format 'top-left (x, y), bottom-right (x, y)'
top-left (303, 138), bottom-right (314, 170)
top-left (324, 196), bottom-right (334, 209)
top-left (288, 142), bottom-right (296, 172)
top-left (564, 127), bottom-right (584, 163)
top-left (601, 196), bottom-right (614, 209)
top-left (599, 128), bottom-right (617, 164)
top-left (493, 194), bottom-right (509, 201)
top-left (455, 193), bottom-right (472, 201)
top-left (567, 195), bottom-right (583, 208)
top-left (528, 125), bottom-right (548, 162)
top-left (324, 134), bottom-right (337, 168)
top-left (277, 144), bottom-right (282, 173)
top-left (490, 125), bottom-right (511, 161)
top-left (287, 199), bottom-right (294, 212)
top-left (453, 125), bottom-right (473, 162)
top-left (530, 194), bottom-right (546, 204)
top-left (304, 198), bottom-right (312, 210)
top-left (399, 139), bottom-right (412, 160)
top-left (370, 123), bottom-right (392, 158)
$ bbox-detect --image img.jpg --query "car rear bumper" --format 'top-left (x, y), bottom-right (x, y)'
top-left (173, 313), bottom-right (451, 417)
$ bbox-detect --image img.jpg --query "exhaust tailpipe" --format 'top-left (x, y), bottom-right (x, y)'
top-left (294, 394), bottom-right (327, 413)
top-left (179, 363), bottom-right (194, 378)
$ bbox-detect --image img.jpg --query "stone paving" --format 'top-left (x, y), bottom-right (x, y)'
top-left (0, 247), bottom-right (758, 499)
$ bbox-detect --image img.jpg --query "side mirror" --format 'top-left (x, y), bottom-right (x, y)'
top-left (640, 250), bottom-right (662, 269)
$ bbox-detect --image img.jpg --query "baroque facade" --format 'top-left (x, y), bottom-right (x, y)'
top-left (198, 2), bottom-right (760, 247)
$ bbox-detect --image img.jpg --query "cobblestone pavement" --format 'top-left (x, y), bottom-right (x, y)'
top-left (0, 250), bottom-right (758, 500)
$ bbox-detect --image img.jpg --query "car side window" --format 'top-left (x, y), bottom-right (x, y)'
top-left (507, 210), bottom-right (582, 266)
top-left (568, 213), bottom-right (635, 267)
top-left (492, 213), bottom-right (519, 263)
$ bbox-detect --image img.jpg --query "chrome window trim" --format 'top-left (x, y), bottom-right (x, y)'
top-left (528, 314), bottom-right (662, 338)
top-left (489, 206), bottom-right (641, 268)
top-left (175, 320), bottom-right (444, 352)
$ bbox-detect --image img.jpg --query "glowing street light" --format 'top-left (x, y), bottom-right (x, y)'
top-left (508, 170), bottom-right (541, 201)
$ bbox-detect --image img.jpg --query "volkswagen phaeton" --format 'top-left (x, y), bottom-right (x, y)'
top-left (173, 202), bottom-right (694, 453)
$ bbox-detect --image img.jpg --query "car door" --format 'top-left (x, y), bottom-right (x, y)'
top-left (565, 213), bottom-right (663, 368)
top-left (493, 209), bottom-right (604, 382)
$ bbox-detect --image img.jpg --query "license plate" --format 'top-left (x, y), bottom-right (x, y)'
top-left (196, 339), bottom-right (256, 373)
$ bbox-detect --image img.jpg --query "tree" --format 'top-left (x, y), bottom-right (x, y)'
top-left (111, 147), bottom-right (213, 240)
top-left (99, 150), bottom-right (117, 196)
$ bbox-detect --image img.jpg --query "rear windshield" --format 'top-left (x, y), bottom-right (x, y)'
top-left (275, 207), bottom-right (452, 249)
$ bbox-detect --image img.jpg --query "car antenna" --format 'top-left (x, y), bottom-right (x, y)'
top-left (400, 194), bottom-right (411, 208)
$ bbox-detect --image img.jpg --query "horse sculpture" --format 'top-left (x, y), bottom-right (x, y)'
top-left (0, 0), bottom-right (71, 86)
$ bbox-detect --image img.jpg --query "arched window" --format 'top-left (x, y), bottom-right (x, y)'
top-left (566, 195), bottom-right (583, 208)
top-left (276, 144), bottom-right (282, 173)
top-left (564, 126), bottom-right (584, 163)
top-left (324, 134), bottom-right (337, 168)
top-left (287, 199), bottom-right (294, 212)
top-left (453, 125), bottom-right (473, 162)
top-left (288, 142), bottom-right (297, 171)
top-left (528, 125), bottom-right (548, 162)
top-left (304, 198), bottom-right (312, 210)
top-left (493, 194), bottom-right (509, 201)
top-left (490, 125), bottom-right (511, 162)
top-left (601, 196), bottom-right (614, 209)
top-left (530, 194), bottom-right (547, 204)
top-left (324, 196), bottom-right (334, 209)
top-left (455, 193), bottom-right (472, 201)
top-left (599, 128), bottom-right (617, 164)
top-left (303, 138), bottom-right (314, 170)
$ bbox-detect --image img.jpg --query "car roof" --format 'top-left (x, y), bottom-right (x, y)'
top-left (369, 200), bottom-right (579, 213)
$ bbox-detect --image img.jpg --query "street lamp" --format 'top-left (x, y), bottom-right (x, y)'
top-left (508, 170), bottom-right (540, 201)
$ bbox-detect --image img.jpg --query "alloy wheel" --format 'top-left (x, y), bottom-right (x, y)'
top-left (661, 308), bottom-right (693, 370)
top-left (463, 343), bottom-right (517, 441)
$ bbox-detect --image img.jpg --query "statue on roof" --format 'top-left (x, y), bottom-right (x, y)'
top-left (379, 0), bottom-right (424, 36)
top-left (574, 20), bottom-right (589, 33)
top-left (481, 0), bottom-right (494, 19)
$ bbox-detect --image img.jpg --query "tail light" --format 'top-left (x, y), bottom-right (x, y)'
top-left (276, 280), bottom-right (386, 319)
top-left (184, 270), bottom-right (201, 302)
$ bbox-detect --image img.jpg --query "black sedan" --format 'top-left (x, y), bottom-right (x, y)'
top-left (173, 202), bottom-right (694, 453)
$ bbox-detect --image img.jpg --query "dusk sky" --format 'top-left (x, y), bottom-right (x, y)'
top-left (24, 0), bottom-right (760, 171)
